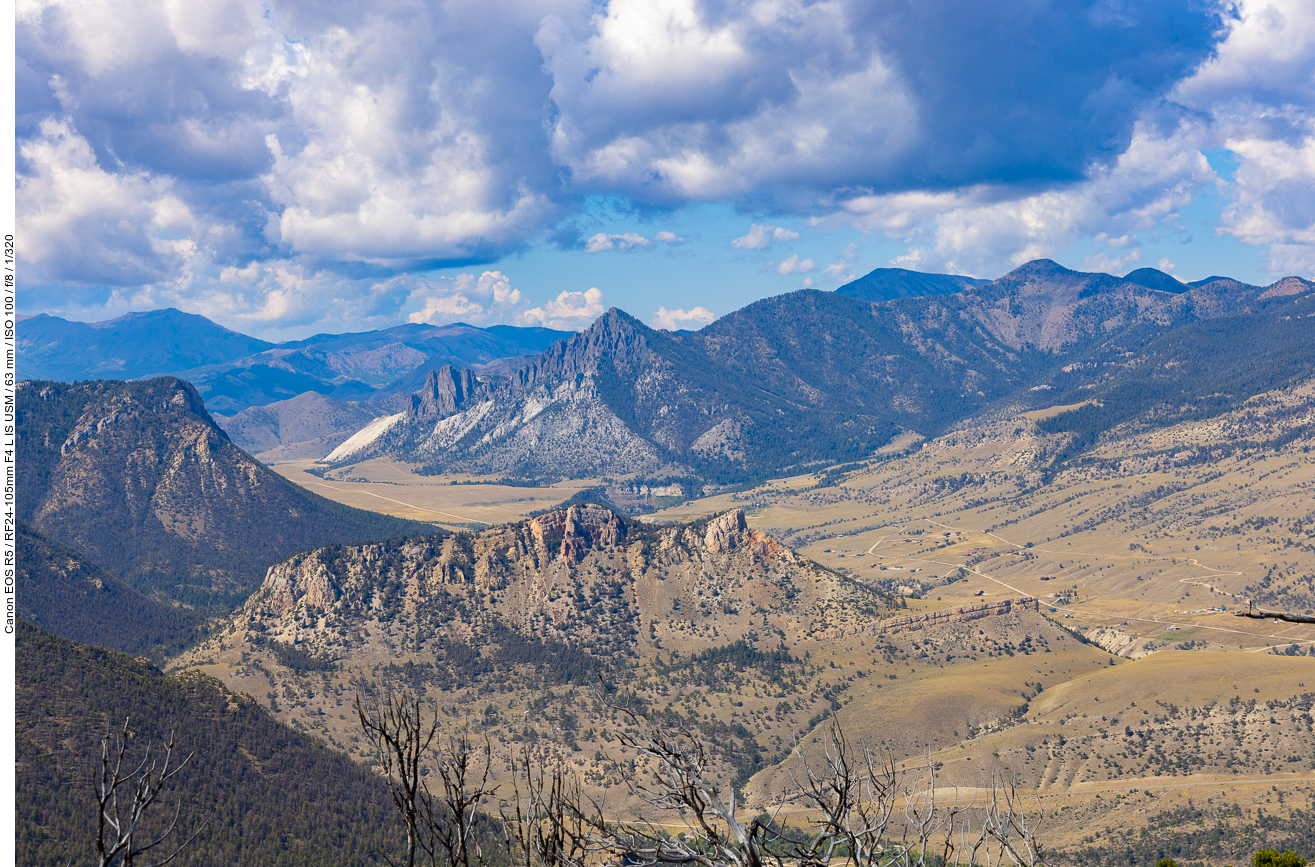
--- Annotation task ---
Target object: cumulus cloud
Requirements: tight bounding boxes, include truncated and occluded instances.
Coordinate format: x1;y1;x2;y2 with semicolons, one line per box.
23;0;1314;335
651;305;714;330
835;119;1218;277
1170;0;1315;273
408;270;526;325
523;287;606;330
18;119;198;286
583;232;653;253
730;224;799;250
775;255;814;275
536;0;1219;205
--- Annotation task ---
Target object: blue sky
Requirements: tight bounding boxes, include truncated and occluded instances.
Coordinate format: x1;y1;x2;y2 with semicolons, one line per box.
16;0;1315;340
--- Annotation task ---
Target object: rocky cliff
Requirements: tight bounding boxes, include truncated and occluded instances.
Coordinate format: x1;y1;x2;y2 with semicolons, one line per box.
229;505;890;663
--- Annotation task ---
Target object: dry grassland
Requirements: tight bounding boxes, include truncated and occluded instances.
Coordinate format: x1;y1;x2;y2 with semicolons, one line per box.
265;457;591;527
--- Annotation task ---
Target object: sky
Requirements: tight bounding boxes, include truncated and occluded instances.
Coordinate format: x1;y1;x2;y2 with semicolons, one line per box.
15;0;1315;340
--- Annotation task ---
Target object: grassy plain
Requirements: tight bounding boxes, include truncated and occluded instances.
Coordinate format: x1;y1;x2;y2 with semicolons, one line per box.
265;458;592;527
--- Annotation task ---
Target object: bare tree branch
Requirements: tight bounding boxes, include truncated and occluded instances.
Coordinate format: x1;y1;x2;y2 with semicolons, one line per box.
91;718;205;867
356;691;440;867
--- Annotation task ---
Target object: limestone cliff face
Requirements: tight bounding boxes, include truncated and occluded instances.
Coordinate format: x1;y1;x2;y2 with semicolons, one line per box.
408;366;486;421
228;506;892;664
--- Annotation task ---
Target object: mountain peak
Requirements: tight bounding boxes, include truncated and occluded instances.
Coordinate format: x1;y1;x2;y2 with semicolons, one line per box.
1007;258;1073;278
836;267;988;302
1123;268;1187;294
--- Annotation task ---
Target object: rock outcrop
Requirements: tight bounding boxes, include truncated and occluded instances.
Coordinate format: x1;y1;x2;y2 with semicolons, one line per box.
225;507;895;662
877;597;1039;634
408;366;486;421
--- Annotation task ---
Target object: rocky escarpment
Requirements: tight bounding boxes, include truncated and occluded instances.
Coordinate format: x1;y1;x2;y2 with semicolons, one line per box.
408;365;487;421
215;506;895;668
876;597;1039;634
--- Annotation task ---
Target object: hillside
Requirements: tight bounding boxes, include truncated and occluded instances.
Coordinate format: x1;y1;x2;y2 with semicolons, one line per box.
640;368;1315;857
17;522;207;659
16;622;399;867
319;260;1315;484
18;378;436;609
178;505;907;795
217;391;388;461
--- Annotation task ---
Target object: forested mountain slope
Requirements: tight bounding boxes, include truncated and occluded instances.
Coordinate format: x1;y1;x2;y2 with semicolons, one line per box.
17;623;398;867
18;378;436;609
17;522;206;659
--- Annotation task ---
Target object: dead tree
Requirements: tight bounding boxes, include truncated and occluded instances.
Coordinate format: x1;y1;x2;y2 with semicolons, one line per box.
426;731;499;867
92;718;204;867
499;700;782;867
357;689;1048;867
500;745;604;867
791;716;898;867
791;718;1046;867
356;691;440;867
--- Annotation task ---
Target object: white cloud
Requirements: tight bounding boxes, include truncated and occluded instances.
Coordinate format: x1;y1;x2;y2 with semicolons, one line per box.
408;270;526;326
25;0;1308;332
835;119;1217;277
822;241;860;282
1169;0;1315;274
1172;0;1315;111
583;232;653;253
535;0;918;203
18;118;198;286
730;223;800;251
651;305;714;330
523;287;606;330
775;255;814;275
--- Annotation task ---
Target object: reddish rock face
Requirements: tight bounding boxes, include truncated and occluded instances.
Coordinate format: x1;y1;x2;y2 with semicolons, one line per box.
529;503;626;563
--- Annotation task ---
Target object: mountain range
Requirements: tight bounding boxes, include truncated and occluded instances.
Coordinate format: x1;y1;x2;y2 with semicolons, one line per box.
18;311;572;415
23;262;1315;483
322;260;1315;482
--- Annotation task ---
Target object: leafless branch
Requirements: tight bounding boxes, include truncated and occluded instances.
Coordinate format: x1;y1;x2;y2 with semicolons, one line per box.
356;690;440;867
92;718;205;867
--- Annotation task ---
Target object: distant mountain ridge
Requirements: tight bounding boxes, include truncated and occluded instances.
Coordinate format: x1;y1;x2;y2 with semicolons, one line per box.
836;267;989;301
321;259;1315;482
17;308;273;382
19;314;573;415
217;391;389;460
